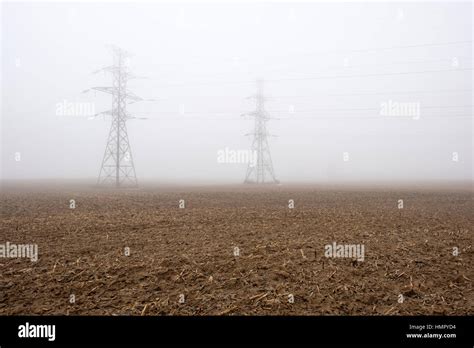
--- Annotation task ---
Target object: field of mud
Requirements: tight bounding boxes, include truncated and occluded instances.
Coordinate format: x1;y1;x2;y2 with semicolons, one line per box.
0;182;472;315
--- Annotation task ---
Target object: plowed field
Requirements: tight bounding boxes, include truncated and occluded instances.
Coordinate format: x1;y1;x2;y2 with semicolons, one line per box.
0;182;472;315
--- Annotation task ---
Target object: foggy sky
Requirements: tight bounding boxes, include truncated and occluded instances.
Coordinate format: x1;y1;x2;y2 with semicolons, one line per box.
1;1;472;183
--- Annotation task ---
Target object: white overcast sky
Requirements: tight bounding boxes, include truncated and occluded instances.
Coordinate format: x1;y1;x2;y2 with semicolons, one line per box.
1;1;472;182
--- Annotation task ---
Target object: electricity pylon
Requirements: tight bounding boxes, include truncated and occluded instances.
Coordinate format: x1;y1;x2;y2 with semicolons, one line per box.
243;79;279;184
86;45;145;188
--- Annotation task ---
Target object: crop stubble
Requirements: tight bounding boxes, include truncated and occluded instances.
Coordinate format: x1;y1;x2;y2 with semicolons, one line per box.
0;183;472;315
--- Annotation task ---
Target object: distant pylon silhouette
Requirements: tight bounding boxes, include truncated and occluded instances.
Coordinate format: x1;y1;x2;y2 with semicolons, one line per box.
89;46;145;188
243;79;279;184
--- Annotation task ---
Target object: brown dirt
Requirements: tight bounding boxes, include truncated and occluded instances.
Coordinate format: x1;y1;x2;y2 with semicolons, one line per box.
0;182;472;315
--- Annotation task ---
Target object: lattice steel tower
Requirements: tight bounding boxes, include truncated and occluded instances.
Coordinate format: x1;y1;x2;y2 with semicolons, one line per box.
244;79;279;184
91;46;144;188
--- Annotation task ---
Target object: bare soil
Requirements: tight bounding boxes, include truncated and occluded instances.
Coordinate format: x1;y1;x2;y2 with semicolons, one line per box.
0;182;472;315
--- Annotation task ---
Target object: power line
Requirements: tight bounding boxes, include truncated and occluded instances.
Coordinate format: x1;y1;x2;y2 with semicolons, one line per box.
137;89;472;101
265;68;473;83
277;115;473;120
145;40;472;67
272;89;473;98
133;113;473;121
269;105;472;113
144;67;472;88
85;46;144;188
267;40;473;58
243;79;279;184
131;105;471;116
